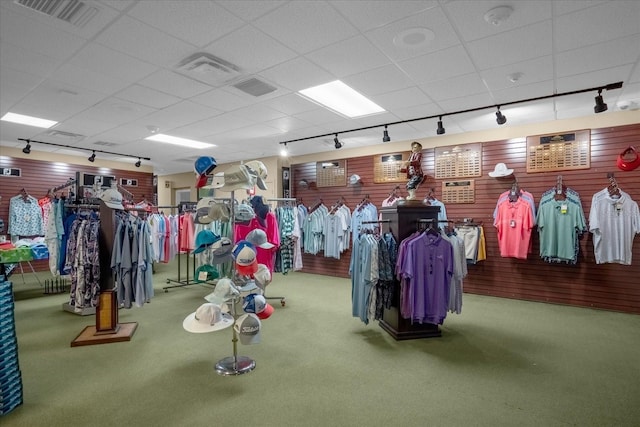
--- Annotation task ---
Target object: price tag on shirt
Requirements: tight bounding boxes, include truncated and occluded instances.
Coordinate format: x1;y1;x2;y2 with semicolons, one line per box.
560;203;568;214
198;271;209;282
509;219;516;228
615;202;623;212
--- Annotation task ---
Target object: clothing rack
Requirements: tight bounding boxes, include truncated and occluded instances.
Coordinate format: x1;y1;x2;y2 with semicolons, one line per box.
265;198;296;307
49;178;76;197
158;205;201;292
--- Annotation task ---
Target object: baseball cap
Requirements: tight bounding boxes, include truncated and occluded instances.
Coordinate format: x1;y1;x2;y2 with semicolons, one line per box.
234;313;261;345
208;202;230;222
245;160;268;190
242;293;274;320
204;278;239;305
233;241;257;265
194;264;218;283
194;197;215;224
194;156;217;176
235;204;255;223
195;174;209;189
183;303;233;333
246;229;275;249
253;264;272;289
349;174;361;185
210;237;234;264
192;230;221;254
236;259;258;276
202;172;225;189
220;164;254;192
100;188;124;210
617;146;640;171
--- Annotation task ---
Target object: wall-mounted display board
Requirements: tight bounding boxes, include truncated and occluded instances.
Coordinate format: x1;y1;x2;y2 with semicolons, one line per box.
441;179;475;204
526;129;590;173
316;159;346;187
373;152;410;183
434;143;482;179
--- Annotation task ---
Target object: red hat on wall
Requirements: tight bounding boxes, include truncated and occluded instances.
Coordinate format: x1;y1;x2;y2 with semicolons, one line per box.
617;146;640;171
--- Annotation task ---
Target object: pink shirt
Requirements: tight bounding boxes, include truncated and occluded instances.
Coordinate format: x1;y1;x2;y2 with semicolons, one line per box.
494;199;533;259
234;212;280;272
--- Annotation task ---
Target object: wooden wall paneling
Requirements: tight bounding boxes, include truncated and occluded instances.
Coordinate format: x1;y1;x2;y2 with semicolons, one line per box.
0;156;154;273
291;123;640;314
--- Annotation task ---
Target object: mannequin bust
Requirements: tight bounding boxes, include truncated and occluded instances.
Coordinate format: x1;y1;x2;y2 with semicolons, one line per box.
403;141;425;200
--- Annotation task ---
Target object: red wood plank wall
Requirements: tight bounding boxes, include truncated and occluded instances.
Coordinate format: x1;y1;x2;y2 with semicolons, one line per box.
292;123;640;314
0;156;154;273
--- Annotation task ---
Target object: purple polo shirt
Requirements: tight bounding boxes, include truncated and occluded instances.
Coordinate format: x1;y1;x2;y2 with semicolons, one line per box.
400;233;453;325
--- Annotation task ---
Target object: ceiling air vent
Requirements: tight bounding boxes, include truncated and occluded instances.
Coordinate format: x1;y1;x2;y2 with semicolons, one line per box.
176;52;241;86
233;78;277;97
14;0;99;28
93;140;119;147
46;129;85;141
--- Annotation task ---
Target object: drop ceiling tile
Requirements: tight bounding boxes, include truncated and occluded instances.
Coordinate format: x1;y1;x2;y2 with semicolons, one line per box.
19;80;107;113
556;65;633;94
306;35;390;78
115;85;182;109
260;57;334;92
466;20;553;70
71;97;156;126
437;92;495;113
253;1;359;54
0;43;63;78
202;25;297;73
419;73;488;102
259;93;320;116
127;1;244;47
371;87;434;111
0;7;87;59
330;0;438;32
95;15;196;67
554;1;640;53
398;45;476;84
343;64;415;97
190;88;253;112
49;63;130;94
491;81;556;105
555;36;640;78
263;116;315;133
138;69;214;99
444;0;552;42
138;100;221;131
217;1;286;22
170;113;253;138
481;55;554;92
69;44;158;83
365;6;460;62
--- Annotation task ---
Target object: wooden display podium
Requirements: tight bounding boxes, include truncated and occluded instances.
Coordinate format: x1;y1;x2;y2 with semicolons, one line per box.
379;201;442;340
71;201;137;347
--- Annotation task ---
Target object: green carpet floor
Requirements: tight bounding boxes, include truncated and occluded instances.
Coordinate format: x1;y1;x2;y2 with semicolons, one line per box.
2;259;640;427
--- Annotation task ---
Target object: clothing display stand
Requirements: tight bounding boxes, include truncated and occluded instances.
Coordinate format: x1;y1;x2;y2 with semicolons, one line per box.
71;201;137;347
264;197;296;306
162;205;203;292
215;191;256;376
379;202;442;340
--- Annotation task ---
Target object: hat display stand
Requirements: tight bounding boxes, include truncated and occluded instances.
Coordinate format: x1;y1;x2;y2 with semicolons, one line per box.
214;191;256;376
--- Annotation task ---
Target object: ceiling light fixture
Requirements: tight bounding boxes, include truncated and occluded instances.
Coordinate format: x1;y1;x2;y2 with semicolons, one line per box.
145;133;215;149
495;106;507;125
594;89;608;113
484;5;513;26
280;143;288;157
382;125;391;142
88;151;96;162
299;80;385;118
278;81;623;147
436;116;446;135
334;134;343;149
17;138;150;164
1;112;58;129
135;158;142;168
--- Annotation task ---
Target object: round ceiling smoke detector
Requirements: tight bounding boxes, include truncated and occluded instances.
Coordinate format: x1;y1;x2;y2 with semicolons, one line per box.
393;28;436;49
484;5;514;26
508;72;524;83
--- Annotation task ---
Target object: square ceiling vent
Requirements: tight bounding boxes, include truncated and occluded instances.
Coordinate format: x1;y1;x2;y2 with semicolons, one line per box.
14;0;99;28
176;52;241;86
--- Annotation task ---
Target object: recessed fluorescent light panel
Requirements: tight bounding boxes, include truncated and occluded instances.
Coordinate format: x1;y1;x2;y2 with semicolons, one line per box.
298;80;385;118
1;112;58;128
145;134;215;149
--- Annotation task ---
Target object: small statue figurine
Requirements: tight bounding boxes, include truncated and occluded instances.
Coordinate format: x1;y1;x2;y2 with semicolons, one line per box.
403;141;425;200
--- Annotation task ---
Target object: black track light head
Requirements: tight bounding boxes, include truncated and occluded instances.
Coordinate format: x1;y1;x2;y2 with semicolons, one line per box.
495;106;507;125
135;158;142;168
22;142;31;154
334;134;342;149
594;89;608;113
88;151;96;162
382;125;391;142
436;116;446;135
